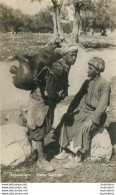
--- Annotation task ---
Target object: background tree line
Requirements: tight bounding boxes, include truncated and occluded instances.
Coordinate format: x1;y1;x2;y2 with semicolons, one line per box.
0;3;53;33
0;0;116;35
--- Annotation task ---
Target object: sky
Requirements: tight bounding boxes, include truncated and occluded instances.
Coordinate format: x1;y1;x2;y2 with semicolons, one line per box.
0;0;52;15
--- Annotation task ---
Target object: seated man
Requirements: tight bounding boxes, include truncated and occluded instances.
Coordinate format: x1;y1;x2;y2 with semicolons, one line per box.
27;46;78;172
55;57;111;168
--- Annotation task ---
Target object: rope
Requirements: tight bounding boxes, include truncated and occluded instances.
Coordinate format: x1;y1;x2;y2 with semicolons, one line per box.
33;65;57;84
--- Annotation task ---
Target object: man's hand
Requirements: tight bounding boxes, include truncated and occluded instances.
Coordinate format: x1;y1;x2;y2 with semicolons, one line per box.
44;90;48;97
61;112;70;121
81;119;93;133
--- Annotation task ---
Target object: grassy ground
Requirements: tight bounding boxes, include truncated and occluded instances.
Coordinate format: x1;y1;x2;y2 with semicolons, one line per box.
1;32;116;183
0;32;116;61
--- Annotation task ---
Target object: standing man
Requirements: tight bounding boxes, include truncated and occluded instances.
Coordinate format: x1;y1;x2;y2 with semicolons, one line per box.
27;46;78;172
56;57;111;168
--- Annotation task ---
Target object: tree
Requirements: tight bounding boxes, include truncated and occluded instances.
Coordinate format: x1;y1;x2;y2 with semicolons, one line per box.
30;10;53;33
65;0;93;43
31;0;64;45
91;0;116;33
9;10;23;33
0;4;25;33
20;15;31;33
0;3;14;32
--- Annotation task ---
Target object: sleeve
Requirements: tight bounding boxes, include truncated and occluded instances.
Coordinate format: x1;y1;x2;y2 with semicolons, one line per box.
90;82;111;125
59;71;69;99
67;79;89;113
45;62;67;100
77;95;86;110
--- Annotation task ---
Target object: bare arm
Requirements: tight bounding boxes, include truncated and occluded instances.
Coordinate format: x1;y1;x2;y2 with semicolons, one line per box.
67;79;89;113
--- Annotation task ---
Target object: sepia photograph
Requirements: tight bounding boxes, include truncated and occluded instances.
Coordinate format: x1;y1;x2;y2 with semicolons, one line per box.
0;0;116;183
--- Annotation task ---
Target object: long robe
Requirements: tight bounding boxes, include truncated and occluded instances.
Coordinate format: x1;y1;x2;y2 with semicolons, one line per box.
60;75;111;151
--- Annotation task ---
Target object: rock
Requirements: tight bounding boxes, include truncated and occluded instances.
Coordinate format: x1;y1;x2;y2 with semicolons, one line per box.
107;122;116;145
91;128;113;162
1;123;32;166
52;103;68;129
7;56;13;60
4;114;10;121
22;108;27;112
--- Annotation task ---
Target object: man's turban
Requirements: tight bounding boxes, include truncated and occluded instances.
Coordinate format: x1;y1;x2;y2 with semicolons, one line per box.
88;57;105;72
55;45;78;56
66;45;78;53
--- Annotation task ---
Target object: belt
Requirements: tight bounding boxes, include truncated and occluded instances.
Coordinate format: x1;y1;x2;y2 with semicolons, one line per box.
86;104;96;111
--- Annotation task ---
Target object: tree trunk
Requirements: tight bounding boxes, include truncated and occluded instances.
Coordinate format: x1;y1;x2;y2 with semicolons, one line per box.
48;0;64;47
72;9;81;44
53;5;62;38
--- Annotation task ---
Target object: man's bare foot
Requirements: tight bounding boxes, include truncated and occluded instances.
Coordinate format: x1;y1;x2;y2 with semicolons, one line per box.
78;148;85;154
55;150;70;160
75;154;82;163
62;155;82;169
37;159;55;172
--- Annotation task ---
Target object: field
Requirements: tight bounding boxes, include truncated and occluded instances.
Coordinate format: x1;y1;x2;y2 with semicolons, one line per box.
0;32;116;61
0;32;116;183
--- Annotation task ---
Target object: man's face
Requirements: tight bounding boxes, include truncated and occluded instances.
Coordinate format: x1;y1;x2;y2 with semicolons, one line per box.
64;51;77;67
88;64;99;78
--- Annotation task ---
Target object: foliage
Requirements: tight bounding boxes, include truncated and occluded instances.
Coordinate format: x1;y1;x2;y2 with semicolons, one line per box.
0;3;14;32
65;0;92;12
91;0;116;30
0;0;116;34
61;21;73;33
30;11;53;33
64;0;116;32
0;3;53;33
